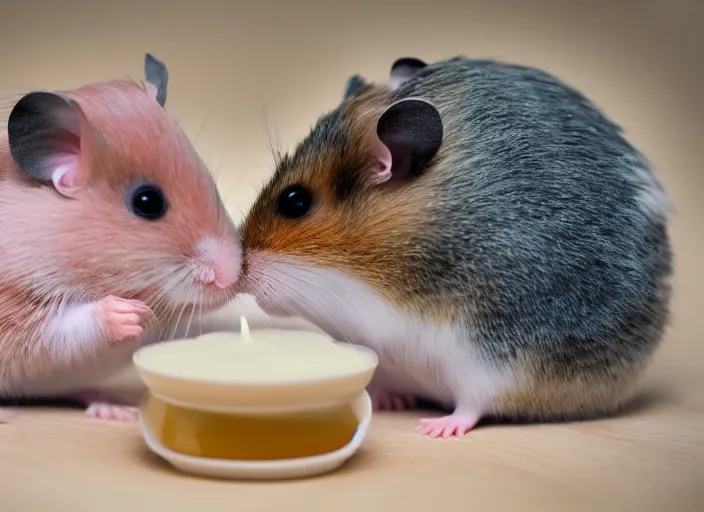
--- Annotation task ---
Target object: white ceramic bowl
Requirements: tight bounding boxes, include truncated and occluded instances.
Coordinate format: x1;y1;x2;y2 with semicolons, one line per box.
139;390;372;480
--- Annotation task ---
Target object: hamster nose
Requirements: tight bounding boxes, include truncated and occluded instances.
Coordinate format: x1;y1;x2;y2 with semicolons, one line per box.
194;235;242;290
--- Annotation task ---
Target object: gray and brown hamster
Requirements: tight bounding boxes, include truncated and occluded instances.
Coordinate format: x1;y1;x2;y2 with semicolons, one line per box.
0;54;242;422
235;56;673;438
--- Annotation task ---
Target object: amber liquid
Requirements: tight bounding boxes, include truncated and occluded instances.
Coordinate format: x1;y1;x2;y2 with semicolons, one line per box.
142;395;359;461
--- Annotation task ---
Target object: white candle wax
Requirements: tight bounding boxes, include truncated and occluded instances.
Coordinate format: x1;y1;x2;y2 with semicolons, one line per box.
240;316;251;342
137;317;375;384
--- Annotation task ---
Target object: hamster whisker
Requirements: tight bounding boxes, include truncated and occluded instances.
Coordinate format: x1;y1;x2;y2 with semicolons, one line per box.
262;269;357;345
261;104;283;169
293;290;354;345
171;302;189;341
193;106;213;146
138;265;192;341
290;266;379;299
238;294;274;331
277;266;368;311
164;279;192;340
198;290;204;337
183;302;195;339
139;292;169;333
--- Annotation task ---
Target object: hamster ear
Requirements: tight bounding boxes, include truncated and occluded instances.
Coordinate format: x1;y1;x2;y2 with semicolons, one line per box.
369;98;443;185
388;58;427;90
344;74;371;100
8;91;90;197
144;53;168;107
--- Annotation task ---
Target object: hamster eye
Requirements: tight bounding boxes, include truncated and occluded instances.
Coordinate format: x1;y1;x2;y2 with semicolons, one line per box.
276;185;313;219
128;183;168;221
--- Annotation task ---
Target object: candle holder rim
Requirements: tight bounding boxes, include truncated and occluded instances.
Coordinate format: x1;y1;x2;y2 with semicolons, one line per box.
132;334;379;387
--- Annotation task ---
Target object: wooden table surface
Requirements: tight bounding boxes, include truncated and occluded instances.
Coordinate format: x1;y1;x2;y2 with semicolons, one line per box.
0;302;702;512
0;367;702;512
0;1;702;510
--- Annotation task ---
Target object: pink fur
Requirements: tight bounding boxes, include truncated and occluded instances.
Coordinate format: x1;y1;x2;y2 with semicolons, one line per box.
0;77;242;421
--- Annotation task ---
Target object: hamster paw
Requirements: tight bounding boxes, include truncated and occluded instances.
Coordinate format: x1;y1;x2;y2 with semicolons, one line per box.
85;402;138;422
69;390;138;422
371;390;417;411
96;296;150;346
418;412;480;439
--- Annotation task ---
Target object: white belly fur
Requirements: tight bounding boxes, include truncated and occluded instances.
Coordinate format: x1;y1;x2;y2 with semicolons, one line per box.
10;309;240;398
252;260;516;413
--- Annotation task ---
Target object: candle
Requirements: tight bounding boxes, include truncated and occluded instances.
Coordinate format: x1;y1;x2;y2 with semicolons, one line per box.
134;319;378;465
136;317;376;384
240;316;250;342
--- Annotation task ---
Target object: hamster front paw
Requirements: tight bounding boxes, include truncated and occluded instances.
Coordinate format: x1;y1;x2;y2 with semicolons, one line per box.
96;296;150;347
370;389;418;411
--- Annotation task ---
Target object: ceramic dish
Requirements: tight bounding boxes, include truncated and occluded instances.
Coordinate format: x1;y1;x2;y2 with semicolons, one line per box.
139;390;372;480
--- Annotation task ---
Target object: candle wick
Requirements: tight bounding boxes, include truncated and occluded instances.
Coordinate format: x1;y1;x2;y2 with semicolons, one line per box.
240;316;251;344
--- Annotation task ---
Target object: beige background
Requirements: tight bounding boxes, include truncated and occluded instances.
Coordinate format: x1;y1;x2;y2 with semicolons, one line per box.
0;0;702;510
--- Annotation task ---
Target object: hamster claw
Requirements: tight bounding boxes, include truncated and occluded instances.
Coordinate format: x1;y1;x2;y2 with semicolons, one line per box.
418;412;479;439
85;402;138;422
370;390;417;411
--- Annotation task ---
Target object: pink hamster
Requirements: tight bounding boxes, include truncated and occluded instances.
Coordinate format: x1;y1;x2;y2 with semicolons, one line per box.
0;54;242;422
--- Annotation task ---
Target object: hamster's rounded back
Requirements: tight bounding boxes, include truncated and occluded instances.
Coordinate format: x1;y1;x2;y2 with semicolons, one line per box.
239;56;673;421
